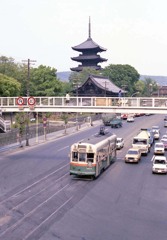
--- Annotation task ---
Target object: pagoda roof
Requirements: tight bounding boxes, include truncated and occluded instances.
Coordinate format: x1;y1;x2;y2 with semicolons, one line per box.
81;75;126;93
70;66;102;72
71;54;107;62
72;37;107;52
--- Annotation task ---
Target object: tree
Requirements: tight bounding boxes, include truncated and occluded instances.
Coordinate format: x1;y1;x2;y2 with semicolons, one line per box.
14;112;28;147
69;68;102;85
61;113;69;134
0;73;21;96
142;77;158;96
102;64;140;96
30;65;63;96
0;55;29;95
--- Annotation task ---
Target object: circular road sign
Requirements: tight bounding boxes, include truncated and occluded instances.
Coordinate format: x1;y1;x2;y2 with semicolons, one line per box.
28;97;36;106
16;97;24;105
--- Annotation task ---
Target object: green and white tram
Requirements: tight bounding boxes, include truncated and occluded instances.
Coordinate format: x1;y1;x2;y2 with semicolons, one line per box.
70;132;117;178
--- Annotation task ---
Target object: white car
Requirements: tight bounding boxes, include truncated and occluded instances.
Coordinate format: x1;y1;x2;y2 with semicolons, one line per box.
161;135;167;140
152;125;160;131
152;155;167;174
153;130;160;140
127;116;134;122
154;142;165;155
116;137;124;150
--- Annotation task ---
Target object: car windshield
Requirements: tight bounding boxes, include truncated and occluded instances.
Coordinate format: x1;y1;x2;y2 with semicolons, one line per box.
154;160;166;164
152;126;159;130
155;144;164;148
161;139;167;143
127;150;138;154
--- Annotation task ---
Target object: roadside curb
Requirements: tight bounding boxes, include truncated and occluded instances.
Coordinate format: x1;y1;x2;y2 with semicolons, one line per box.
0;120;102;154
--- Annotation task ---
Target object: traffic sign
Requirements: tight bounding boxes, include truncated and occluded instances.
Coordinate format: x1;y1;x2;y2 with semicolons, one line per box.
28;97;36;105
16;97;24;105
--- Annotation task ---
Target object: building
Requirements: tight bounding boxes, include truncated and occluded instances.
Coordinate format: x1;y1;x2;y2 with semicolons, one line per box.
72;74;125;97
152;86;167;97
71;18;107;72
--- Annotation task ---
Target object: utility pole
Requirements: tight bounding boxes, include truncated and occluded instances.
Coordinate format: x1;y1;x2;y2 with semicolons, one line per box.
22;58;36;96
22;58;36;146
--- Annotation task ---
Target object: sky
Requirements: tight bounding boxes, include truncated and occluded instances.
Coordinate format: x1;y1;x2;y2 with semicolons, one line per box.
1;0;167;76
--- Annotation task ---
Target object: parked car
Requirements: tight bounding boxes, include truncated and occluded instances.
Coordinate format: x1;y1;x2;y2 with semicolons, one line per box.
116;137;124;150
154;142;165;155
152;155;167;174
125;148;141;163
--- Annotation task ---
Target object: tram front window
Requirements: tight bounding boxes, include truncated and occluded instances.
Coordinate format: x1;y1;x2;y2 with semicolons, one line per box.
72;152;78;161
79;153;86;162
87;153;94;163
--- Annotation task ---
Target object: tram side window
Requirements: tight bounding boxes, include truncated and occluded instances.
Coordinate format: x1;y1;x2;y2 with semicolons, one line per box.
79;153;86;162
87;153;94;163
72;152;78;161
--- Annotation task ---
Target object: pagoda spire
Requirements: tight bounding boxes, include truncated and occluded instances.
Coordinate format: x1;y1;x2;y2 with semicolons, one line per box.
89;16;91;39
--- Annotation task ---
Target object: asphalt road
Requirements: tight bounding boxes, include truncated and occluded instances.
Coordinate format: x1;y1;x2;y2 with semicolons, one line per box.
0;114;167;240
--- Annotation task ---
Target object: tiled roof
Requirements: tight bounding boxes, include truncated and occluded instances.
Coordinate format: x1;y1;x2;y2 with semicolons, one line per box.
72;37;106;52
89;75;125;93
70;66;102;72
71;55;107;61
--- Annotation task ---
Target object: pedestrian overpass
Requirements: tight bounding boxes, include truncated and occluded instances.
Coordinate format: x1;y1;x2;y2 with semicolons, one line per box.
0;96;167;114
0;97;167;115
1;96;167;133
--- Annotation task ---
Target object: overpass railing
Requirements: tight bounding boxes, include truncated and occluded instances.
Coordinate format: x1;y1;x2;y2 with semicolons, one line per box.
0;96;167;113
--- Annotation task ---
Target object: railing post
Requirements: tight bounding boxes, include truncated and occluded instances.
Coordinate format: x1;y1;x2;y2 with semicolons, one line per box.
152;98;155;107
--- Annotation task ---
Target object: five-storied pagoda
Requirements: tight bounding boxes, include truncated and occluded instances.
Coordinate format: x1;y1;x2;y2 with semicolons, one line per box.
71;17;107;72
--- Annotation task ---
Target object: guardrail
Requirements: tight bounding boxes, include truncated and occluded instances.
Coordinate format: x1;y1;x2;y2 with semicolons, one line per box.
0;96;167;114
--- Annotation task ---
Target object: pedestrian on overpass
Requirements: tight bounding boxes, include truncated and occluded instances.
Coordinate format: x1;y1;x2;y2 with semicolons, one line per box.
65;93;70;105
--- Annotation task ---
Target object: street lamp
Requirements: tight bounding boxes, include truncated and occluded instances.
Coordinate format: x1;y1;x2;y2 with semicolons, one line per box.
131;92;139;97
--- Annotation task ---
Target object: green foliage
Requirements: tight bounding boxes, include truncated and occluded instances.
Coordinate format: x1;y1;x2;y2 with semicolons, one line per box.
14;112;28;135
0;73;21;96
0;56;28;95
60;81;72;96
102;64;140;96
142;77;158;96
30;65;63;96
69;68;102;86
61;113;69;125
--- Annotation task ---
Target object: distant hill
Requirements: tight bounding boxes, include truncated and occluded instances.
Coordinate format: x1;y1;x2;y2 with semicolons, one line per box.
57;71;71;82
139;75;167;86
57;71;167;86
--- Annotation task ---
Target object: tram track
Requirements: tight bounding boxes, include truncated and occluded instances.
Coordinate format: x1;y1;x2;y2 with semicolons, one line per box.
0;149;95;240
0;161;69;204
0;175;92;240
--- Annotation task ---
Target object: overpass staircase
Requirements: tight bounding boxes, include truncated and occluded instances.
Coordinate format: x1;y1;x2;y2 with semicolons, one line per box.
0;117;11;133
